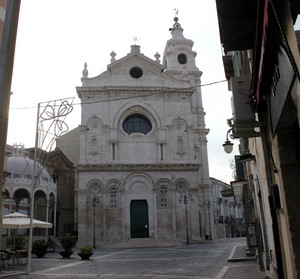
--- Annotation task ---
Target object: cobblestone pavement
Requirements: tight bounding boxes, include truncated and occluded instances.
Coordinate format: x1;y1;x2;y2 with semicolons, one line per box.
0;238;267;279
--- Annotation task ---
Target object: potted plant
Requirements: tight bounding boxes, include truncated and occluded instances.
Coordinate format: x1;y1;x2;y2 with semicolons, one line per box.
59;233;77;258
32;239;48;258
47;237;55;252
77;245;93;260
7;235;26;251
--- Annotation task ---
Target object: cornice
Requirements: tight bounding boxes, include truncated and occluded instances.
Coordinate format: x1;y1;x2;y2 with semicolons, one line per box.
77;163;201;172
76;87;194;94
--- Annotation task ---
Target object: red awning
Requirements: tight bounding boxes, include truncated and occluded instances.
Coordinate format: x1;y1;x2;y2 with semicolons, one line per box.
252;0;270;106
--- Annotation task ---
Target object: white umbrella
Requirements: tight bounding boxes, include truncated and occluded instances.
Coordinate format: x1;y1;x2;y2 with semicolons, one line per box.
3;212;53;253
3;212;52;229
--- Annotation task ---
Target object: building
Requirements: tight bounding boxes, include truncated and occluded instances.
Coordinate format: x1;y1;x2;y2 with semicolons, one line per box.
0;0;20;250
2;144;56;243
59;17;214;246
1;16;245;249
216;0;300;278
210;178;245;240
2;144;75;241
0;0;6;46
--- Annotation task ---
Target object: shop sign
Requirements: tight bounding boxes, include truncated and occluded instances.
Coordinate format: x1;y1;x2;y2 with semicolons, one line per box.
270;45;295;134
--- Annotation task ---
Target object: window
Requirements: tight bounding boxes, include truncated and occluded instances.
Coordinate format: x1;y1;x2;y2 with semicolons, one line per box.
110;190;117;208
112;142;115;160
122;114;152;135
106;180;121;208
160;186;168;207
178;53;187;64
157;181;171;208
129;66;143;78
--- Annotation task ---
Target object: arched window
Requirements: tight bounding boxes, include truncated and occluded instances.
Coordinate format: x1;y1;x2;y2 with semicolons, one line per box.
122;114;152;135
106;181;121;208
157;180;171;208
178;53;187;64
159;186;168;207
110;188;117;208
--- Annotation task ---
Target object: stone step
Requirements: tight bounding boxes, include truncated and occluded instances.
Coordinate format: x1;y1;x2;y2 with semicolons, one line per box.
102;238;184;248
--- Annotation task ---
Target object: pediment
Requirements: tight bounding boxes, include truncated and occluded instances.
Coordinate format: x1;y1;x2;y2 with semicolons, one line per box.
108;51;163;73
80;49;189;88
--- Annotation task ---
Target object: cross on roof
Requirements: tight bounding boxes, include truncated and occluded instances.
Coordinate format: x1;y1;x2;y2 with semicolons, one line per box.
133;36;139;45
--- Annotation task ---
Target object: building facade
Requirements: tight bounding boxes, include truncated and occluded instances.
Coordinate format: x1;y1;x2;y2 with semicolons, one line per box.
216;0;300;278
3;144;57;241
0;0;6;46
75;18;213;246
210;178;245;240
2;143;77;241
0;0;21;251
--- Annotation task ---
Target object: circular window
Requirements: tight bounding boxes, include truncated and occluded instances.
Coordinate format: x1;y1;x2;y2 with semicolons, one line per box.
178;53;187;64
122;114;152;135
129;66;143;78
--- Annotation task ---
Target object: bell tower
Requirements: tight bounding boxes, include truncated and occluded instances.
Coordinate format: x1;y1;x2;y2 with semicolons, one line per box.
163;17;199;74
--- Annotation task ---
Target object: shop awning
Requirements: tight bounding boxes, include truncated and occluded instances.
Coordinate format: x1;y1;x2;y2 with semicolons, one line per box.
215;0;257;52
230;180;247;204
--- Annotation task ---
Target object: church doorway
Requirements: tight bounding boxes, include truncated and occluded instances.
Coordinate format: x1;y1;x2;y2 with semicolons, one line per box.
130;200;149;238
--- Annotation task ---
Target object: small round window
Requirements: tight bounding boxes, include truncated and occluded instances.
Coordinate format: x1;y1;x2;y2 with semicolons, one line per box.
122;114;152;135
129;66;143;78
178;53;187;64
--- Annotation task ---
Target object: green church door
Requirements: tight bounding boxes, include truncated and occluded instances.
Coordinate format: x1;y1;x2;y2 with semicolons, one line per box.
130;200;149;238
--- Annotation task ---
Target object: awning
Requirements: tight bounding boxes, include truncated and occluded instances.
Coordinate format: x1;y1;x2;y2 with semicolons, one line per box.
230;180;247;204
215;0;257;52
3;212;52;229
252;0;270;106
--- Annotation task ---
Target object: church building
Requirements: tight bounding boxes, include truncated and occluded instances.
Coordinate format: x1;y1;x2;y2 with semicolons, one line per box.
74;17;213;246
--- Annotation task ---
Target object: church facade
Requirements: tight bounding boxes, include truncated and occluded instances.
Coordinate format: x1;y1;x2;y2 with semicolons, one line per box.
76;18;212;246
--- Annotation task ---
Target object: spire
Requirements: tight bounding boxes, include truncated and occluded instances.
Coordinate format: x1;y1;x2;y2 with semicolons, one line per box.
163;16;199;73
82;62;88;79
169;17;184;39
154;52;161;63
110;51;116;63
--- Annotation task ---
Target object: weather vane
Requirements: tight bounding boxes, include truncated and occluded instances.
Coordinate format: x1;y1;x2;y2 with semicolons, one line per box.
174;8;179;17
133;36;139;45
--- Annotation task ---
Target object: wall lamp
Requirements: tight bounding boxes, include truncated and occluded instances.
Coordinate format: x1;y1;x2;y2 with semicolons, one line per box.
222;128;234;154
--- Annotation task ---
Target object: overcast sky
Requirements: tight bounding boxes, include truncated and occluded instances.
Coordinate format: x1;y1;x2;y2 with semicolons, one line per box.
7;0;248;183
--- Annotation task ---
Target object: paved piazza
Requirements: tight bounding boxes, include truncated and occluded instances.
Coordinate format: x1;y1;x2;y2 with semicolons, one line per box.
5;238;264;279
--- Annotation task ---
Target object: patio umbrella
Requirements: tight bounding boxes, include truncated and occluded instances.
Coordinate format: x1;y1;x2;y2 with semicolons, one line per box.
3;212;52;229
3;212;53;253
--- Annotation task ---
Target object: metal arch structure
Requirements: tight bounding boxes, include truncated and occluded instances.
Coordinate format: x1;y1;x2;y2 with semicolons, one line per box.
38;98;74;152
27;97;75;275
35;97;75;178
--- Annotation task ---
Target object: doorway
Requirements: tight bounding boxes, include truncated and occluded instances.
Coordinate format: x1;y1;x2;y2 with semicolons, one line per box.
130;200;149;238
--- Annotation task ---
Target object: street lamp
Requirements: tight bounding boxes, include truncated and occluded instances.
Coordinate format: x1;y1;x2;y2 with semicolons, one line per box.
86;194;101;248
199;200;212;240
207;200;212;240
179;192;193;245
222;128;234;154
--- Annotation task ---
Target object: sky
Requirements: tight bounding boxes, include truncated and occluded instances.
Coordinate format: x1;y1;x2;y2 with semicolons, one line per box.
7;0;242;183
